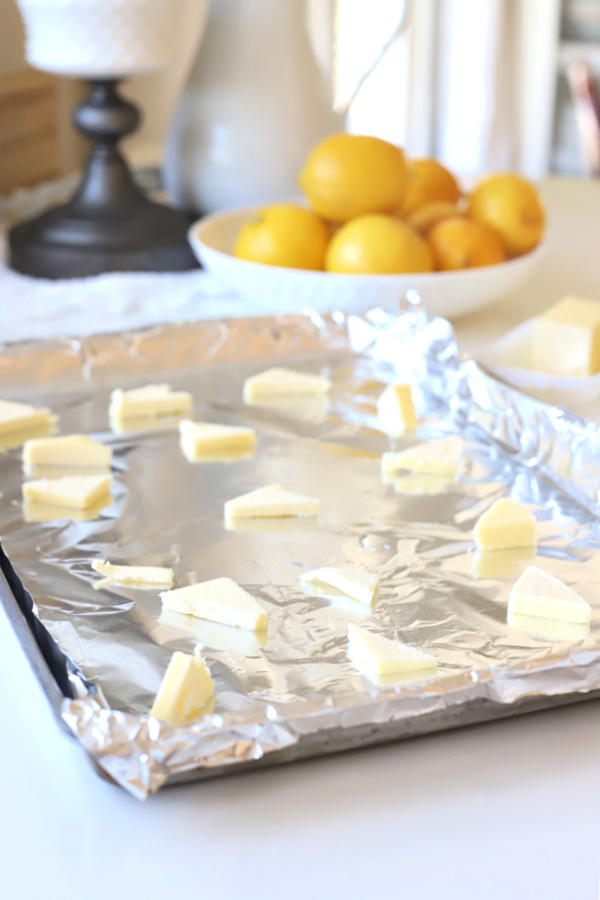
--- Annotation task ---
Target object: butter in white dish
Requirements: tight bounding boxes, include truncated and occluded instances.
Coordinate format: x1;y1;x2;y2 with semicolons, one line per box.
243;367;330;404
348;623;437;676
23;434;111;468
179;420;256;461
92;560;173;588
22;474;112;509
382;435;462;479
224;484;319;520
109;383;193;420
376;382;417;436
532;296;600;377
161;577;268;632
474;498;536;551
150;646;214;726
300;567;379;606
0;399;53;436
508;566;591;624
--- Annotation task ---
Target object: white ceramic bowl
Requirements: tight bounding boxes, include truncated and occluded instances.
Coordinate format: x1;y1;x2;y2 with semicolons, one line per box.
189;202;546;319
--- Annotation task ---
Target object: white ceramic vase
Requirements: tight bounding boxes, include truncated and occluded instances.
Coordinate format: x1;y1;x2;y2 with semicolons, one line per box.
164;0;344;214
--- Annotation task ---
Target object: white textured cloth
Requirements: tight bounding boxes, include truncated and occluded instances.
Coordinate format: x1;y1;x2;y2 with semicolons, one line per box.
0;234;249;344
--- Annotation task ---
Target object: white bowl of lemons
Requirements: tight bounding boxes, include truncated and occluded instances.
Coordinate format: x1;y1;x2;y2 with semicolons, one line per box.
188;135;546;319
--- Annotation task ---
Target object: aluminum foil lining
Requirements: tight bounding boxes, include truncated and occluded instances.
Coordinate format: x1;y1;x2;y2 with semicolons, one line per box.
2;306;600;800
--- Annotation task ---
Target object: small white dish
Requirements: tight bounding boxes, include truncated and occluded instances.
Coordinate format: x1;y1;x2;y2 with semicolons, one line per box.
482;317;600;404
188;202;545;320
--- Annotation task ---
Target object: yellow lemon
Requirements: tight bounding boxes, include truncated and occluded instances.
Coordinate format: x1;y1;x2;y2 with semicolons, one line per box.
468;174;545;257
428;217;506;271
234;204;329;270
325;214;433;274
407;201;464;237
299;133;409;223
400;158;461;215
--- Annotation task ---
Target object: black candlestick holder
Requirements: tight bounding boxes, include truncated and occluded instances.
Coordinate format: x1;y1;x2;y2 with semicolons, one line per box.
8;79;199;279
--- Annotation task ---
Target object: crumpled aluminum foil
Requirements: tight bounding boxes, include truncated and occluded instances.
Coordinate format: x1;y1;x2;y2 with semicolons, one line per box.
2;306;600;799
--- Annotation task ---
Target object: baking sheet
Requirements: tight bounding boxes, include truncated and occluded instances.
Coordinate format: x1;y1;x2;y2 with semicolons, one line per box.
2;307;600;799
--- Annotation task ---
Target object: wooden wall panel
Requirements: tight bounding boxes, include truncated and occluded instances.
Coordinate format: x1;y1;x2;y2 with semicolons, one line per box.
0;67;59;195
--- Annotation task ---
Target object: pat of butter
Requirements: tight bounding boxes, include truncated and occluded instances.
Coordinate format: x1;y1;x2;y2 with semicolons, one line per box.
532;296;600;376
179;420;256;460
23;434;111;468
474;498;536;551
22;474;112;509
224;484;319;520
150;646;214;726
161;576;268;632
300;567;379;605
382;436;462;479
109;384;193;419
0;399;53;436
348;623;437;676
508;565;591;624
244;367;330;403
92;560;173;587
377;383;417;436
391;473;452;495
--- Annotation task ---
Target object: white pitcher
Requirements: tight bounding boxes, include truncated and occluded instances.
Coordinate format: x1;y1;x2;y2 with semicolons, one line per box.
165;0;412;214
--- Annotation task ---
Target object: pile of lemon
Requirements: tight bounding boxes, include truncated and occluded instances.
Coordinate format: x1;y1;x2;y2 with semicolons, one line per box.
234;134;546;275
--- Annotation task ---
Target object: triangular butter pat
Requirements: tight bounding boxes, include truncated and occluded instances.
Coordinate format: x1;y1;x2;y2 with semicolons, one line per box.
109;383;193;419
348;623;437;676
150;646;214;726
92;560;173;587
22;474;112;509
0;399;53;436
474;498;536;551
224;484;319;520
244;367;330;403
382;436;462;479
179;420;256;460
301;567;379;606
161;577;267;632
377;382;417;436
23;434;111;468
508;566;591;624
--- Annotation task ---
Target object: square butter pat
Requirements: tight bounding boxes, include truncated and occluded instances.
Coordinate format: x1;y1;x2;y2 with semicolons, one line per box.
161;577;267;632
22;474;112;509
23;434;111;468
377;383;417;436
0;399;53;436
301;567;379;605
474;498;536;551
179;420;256;458
532;296;600;376
92;560;173;587
348;623;437;676
244;367;330;403
150;646;214;726
382;435;462;478
109;384;193;419
224;484;319;519
508;565;591;624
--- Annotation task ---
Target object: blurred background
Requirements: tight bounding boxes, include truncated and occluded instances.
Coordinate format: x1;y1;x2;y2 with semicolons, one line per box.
1;0;600;198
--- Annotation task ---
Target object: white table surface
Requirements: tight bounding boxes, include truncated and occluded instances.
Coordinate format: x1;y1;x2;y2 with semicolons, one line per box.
2;178;600;900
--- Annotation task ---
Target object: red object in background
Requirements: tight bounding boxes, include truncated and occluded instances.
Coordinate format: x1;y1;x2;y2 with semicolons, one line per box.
568;59;600;175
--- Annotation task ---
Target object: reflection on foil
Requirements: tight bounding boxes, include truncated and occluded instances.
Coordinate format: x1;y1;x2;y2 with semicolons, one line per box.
507;610;591;643
472;547;537;580
22;494;113;523
2;308;600;798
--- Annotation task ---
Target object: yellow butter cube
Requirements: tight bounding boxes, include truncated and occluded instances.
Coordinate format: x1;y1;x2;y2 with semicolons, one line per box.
377;383;417;436
474;498;536;551
532;296;600;376
150;647;214;726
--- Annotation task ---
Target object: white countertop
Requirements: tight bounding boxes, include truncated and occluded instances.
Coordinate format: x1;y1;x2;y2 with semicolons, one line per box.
2;179;600;900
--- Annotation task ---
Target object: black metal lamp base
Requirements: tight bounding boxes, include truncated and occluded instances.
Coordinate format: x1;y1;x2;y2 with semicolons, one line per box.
8;80;199;279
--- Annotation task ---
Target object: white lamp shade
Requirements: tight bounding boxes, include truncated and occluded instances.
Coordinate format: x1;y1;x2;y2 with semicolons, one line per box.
17;0;187;77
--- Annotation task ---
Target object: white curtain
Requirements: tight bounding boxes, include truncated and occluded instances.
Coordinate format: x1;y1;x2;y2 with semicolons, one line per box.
348;0;562;177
